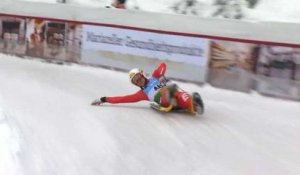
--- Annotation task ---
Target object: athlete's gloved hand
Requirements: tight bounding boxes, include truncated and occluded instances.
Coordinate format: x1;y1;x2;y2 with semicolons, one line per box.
91;97;106;106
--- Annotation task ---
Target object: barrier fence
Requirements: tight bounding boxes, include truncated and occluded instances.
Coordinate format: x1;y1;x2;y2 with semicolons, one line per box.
0;1;300;101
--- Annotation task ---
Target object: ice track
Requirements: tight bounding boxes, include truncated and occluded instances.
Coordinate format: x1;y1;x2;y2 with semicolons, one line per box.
0;54;300;175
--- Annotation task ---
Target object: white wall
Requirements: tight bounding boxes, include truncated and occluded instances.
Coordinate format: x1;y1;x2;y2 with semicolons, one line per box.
0;1;300;45
1;1;300;84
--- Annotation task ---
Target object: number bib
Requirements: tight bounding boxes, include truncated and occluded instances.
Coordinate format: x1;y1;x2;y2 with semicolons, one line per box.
143;77;165;101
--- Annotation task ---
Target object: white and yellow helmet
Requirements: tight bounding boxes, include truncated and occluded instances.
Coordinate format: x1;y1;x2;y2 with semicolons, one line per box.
129;68;144;81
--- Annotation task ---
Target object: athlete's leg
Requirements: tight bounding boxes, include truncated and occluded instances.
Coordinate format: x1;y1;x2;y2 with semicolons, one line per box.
174;91;192;110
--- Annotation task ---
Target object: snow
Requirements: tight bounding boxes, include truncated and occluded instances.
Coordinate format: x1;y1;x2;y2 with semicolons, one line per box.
246;0;300;22
1;0;300;174
13;0;300;22
0;54;300;175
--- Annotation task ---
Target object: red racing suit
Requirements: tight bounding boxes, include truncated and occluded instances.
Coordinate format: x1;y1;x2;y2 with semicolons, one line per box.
105;62;192;110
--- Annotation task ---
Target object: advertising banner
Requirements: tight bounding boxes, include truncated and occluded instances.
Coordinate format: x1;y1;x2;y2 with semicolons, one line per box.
256;46;300;81
207;40;258;92
0;16;26;56
254;46;300;100
82;25;208;66
65;23;82;62
81;25;209;83
254;77;300;100
25;19;65;60
25;18;82;62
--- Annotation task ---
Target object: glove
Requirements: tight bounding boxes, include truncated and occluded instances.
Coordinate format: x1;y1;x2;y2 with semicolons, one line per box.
91;97;106;106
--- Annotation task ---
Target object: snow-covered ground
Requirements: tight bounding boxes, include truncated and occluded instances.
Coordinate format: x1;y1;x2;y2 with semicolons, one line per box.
14;0;300;22
0;54;300;175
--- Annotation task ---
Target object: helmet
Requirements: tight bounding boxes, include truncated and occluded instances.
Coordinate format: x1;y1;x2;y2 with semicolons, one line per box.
129;68;146;87
129;68;144;81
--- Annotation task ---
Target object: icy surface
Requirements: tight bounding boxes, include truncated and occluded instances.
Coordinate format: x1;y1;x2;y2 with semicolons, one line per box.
0;54;300;175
